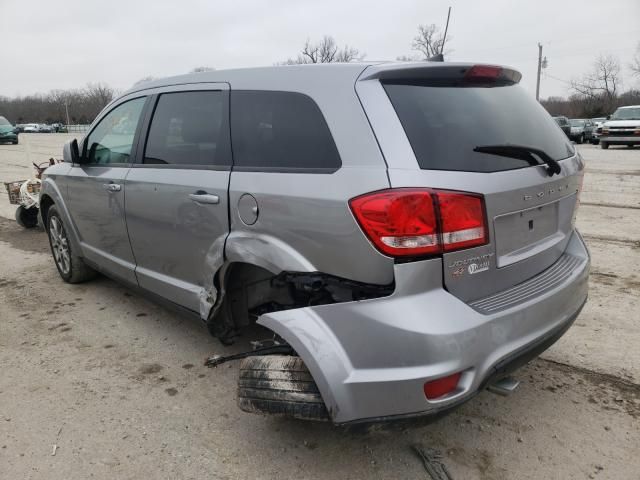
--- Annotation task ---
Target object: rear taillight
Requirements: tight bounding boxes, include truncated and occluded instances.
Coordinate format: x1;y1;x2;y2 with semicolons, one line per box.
349;188;487;258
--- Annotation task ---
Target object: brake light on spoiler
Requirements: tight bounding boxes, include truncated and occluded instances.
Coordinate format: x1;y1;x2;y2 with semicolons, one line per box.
349;188;488;258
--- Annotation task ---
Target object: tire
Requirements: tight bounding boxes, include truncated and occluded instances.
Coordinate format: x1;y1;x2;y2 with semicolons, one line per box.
577;134;584;144
46;205;96;283
15;205;39;229
601;142;609;150
13;139;18;145
238;355;329;421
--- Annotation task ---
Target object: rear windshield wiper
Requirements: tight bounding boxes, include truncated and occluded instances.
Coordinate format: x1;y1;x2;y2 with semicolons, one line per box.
473;144;562;176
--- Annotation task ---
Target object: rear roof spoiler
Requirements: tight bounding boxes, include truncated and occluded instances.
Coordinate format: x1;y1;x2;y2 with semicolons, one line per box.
359;62;522;85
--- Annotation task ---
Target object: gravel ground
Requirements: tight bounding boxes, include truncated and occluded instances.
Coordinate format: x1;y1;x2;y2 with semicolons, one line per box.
0;135;639;479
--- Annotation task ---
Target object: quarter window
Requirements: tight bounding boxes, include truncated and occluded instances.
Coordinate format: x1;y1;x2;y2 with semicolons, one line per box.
85;97;146;165
231;91;341;171
144;91;231;167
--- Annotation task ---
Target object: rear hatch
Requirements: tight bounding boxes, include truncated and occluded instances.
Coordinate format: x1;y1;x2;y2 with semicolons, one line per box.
357;63;584;302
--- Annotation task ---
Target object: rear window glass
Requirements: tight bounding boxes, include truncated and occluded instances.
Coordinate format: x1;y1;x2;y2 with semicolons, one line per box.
383;82;574;173
231;91;341;171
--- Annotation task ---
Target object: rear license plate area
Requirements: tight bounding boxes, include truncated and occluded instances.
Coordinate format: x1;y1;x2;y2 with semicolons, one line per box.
494;202;560;268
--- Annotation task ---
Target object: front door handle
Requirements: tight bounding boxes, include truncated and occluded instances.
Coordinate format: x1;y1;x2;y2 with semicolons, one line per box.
189;192;220;205
103;183;121;192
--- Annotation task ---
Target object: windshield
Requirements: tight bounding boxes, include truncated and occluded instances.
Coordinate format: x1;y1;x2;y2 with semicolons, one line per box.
0;116;11;126
570;119;585;126
611;107;640;120
383;82;574;173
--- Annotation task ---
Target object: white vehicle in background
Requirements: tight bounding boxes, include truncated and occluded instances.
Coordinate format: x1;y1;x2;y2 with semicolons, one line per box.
590;117;607;145
38;124;54;133
600;105;640;149
22;123;39;132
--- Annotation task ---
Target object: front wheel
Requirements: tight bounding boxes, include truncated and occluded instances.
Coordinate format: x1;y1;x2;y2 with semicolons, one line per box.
600;141;609;149
577;134;584;144
46;205;96;283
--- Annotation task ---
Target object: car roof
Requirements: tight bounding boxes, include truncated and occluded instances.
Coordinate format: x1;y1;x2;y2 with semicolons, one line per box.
121;61;520;96
122;63;376;96
617;105;640;109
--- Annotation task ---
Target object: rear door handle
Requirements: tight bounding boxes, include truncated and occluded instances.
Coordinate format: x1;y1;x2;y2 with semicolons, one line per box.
103;183;121;192
189;193;220;205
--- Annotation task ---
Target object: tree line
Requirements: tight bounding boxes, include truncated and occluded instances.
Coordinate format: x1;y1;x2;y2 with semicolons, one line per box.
541;49;640;118
0;83;116;125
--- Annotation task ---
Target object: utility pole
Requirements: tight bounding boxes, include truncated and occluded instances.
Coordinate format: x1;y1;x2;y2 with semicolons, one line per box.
536;43;543;101
64;99;70;126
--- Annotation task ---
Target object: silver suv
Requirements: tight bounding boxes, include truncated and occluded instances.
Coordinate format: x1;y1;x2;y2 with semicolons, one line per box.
40;63;590;424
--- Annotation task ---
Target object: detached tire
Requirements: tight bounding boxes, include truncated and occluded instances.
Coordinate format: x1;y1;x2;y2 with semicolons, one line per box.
46;205;97;283
238;355;328;421
15;205;38;229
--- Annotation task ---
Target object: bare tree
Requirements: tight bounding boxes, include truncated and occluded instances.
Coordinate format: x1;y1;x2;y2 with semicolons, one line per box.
282;36;364;65
570;54;621;101
85;83;115;107
631;43;640;77
190;66;215;73
411;24;452;59
396;54;421;62
133;76;156;86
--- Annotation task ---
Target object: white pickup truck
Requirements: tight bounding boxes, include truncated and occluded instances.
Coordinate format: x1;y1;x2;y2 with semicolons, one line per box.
599;105;640;149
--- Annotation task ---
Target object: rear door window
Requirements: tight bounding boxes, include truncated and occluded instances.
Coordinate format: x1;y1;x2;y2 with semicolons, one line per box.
230;91;341;171
144;91;231;167
383;82;574;173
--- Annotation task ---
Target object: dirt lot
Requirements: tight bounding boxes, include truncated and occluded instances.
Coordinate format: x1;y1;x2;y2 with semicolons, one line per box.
1;135;639;479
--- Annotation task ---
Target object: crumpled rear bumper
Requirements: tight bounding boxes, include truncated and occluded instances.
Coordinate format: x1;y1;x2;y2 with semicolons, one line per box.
258;230;590;424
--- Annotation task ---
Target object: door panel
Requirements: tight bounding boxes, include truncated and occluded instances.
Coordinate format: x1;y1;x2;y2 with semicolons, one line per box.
66;166;136;282
125;169;230;311
65;96;147;283
124;87;231;312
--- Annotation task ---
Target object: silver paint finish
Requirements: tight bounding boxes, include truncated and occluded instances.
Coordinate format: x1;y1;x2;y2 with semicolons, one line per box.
259;230;589;423
237;194;259;226
125;168;231;313
65;165;137;284
41;63;590;423
227;167;393;284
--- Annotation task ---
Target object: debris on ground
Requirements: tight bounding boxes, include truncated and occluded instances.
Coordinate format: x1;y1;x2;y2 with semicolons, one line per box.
412;444;454;480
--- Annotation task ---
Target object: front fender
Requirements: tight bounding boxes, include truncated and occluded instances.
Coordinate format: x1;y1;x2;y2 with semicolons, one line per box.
40;170;82;253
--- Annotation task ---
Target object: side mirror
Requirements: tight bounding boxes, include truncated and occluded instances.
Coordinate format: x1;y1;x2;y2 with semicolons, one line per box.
62;138;81;164
606;115;611;120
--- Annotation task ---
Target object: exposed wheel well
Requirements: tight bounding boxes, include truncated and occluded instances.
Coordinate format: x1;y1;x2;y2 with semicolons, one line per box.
207;261;394;344
39;194;54;228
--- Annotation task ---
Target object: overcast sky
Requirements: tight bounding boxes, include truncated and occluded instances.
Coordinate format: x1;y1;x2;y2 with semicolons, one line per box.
1;0;639;99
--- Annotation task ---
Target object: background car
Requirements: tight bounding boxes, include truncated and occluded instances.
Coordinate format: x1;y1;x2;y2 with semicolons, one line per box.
590;117;607;144
553;116;571;138
568;119;594;144
22;123;39;132
599;105;640;149
0;116;19;144
38;124;54;133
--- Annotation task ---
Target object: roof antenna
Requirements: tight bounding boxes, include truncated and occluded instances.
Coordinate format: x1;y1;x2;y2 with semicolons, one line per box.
428;6;451;62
